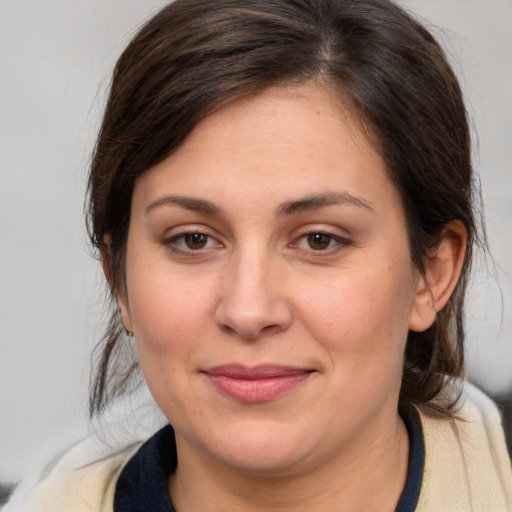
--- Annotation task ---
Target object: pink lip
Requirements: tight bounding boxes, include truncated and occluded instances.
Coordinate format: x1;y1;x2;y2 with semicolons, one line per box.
203;364;313;402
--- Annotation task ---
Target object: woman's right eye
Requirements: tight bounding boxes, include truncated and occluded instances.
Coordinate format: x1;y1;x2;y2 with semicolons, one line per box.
165;232;222;252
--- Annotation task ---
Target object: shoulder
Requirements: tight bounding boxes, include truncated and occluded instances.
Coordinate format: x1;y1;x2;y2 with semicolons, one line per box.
4;434;142;512
4;402;165;512
416;380;512;512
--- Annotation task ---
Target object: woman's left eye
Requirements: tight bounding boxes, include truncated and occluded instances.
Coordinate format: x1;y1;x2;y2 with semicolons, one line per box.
294;232;349;251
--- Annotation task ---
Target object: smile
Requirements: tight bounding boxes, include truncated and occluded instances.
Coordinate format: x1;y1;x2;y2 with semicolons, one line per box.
203;364;314;403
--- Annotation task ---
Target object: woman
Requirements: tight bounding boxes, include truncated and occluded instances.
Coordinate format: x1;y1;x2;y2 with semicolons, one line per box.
6;0;512;510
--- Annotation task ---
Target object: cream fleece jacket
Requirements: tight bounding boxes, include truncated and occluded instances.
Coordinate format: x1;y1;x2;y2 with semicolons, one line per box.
5;381;512;511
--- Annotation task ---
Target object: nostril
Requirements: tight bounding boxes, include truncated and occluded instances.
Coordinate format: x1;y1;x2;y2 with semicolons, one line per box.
261;323;281;334
215;302;292;340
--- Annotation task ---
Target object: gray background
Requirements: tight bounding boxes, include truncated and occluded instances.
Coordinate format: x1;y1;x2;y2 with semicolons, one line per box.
1;0;511;484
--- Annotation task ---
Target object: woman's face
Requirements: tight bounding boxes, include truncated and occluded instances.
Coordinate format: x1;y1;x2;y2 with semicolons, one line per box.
121;84;424;475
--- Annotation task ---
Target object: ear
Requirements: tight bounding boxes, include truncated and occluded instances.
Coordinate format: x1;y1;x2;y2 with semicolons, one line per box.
409;220;467;332
101;237;133;333
101;236;114;290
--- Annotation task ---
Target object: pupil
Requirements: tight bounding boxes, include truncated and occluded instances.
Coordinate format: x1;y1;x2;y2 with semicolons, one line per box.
308;233;330;249
185;233;207;249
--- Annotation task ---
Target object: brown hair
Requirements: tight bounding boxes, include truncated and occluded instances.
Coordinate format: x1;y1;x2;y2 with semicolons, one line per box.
87;0;479;417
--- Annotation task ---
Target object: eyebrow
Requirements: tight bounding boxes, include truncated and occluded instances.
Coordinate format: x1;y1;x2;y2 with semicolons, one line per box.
145;195;222;215
276;192;374;216
145;191;373;217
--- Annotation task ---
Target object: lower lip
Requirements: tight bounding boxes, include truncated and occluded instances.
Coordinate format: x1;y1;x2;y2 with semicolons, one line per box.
206;373;312;402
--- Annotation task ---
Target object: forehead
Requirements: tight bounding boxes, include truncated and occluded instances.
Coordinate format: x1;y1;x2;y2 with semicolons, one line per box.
132;83;397;216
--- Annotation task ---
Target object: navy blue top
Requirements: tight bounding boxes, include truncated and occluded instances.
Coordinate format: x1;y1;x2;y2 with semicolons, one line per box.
114;405;424;511
395;404;425;511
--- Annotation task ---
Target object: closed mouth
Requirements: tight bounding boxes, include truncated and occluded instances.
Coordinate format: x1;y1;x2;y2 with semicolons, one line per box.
203;364;314;402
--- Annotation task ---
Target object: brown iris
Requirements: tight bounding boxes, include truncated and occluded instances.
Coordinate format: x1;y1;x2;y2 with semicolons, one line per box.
307;233;332;250
184;233;208;249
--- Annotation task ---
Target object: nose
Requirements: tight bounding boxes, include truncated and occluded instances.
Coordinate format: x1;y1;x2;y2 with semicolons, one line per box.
214;250;292;340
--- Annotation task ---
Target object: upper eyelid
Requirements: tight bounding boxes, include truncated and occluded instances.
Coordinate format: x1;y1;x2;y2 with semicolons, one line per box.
163;232;224;254
288;230;352;254
292;224;351;239
160;224;351;245
165;231;221;243
163;224;219;237
294;232;349;245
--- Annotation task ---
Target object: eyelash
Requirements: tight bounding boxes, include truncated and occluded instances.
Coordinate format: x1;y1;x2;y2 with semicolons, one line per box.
164;231;223;254
164;230;350;255
291;231;350;253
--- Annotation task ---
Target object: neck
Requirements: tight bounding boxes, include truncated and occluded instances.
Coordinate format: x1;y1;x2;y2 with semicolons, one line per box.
168;413;409;512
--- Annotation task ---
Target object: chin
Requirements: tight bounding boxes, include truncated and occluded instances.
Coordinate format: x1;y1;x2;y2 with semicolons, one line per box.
202;419;318;475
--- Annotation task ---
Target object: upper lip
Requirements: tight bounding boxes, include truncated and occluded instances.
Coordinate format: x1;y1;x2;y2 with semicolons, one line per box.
203;364;313;379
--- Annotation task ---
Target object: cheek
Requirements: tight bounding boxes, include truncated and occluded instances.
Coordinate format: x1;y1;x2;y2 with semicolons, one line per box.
126;271;213;415
126;264;215;361
296;262;416;363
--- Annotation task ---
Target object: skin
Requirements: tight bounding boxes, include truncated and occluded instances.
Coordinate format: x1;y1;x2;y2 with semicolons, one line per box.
117;83;465;511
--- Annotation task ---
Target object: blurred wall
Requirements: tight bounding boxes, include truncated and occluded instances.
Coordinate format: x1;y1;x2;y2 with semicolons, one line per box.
1;0;511;483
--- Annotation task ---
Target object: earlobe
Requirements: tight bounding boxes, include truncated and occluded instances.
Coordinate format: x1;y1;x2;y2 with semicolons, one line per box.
409;220;467;332
118;298;133;334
